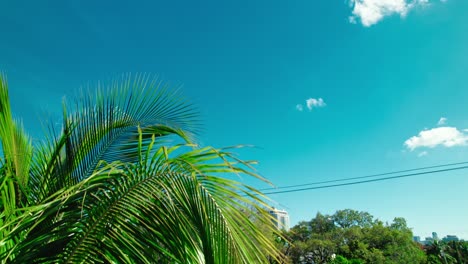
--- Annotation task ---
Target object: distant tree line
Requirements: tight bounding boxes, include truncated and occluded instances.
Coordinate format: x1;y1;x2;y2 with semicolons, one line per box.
268;209;468;264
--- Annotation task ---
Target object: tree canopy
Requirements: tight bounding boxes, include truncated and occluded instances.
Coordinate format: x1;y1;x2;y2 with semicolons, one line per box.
278;209;427;264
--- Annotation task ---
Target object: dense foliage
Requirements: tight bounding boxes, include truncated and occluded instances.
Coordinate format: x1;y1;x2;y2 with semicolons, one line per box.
425;240;468;264
273;209;468;263
0;74;283;263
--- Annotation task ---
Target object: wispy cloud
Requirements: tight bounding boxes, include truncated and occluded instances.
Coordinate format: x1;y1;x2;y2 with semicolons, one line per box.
404;127;468;151
347;0;443;27
296;98;326;112
437;117;447;125
418;151;428;157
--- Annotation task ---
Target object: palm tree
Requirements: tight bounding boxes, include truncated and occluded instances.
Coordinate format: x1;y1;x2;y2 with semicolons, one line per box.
0;74;283;263
426;240;457;264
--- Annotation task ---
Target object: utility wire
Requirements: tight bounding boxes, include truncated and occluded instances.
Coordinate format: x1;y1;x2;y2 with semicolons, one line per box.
260;161;468;191
262;165;468;195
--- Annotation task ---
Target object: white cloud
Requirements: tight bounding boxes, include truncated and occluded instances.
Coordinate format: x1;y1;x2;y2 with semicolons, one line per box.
306;98;326;110
404;127;468;151
437;117;447;125
296;104;304;111
347;0;440;27
418;151;428;157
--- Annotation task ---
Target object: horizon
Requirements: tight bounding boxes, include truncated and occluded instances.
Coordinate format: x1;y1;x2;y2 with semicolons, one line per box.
1;0;467;240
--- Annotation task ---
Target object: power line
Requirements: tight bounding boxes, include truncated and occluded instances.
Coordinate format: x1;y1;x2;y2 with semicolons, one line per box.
260;161;468;191
261;165;468;195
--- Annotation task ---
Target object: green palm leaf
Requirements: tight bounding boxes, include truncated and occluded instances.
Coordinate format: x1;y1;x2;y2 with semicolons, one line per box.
29;74;198;202
0;75;33;257
0;73;284;263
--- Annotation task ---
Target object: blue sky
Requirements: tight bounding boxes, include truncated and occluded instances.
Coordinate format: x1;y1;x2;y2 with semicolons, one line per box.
1;0;468;239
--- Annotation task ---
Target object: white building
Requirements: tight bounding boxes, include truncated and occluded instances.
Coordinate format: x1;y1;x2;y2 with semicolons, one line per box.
269;208;290;231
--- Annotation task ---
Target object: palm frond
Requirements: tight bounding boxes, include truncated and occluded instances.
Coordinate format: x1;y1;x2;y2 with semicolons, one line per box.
0;74;33;195
30;74;199;202
2;140;283;263
0;74;33;257
0;74;283;263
